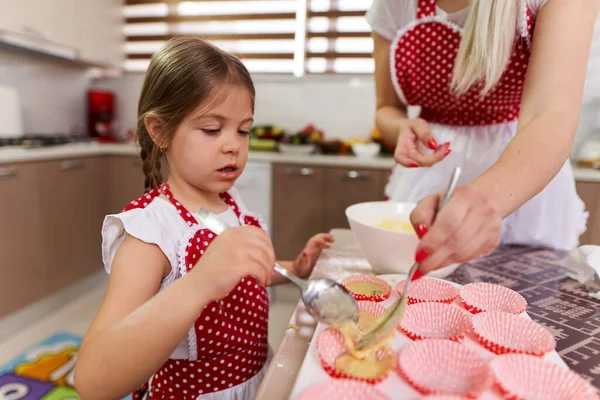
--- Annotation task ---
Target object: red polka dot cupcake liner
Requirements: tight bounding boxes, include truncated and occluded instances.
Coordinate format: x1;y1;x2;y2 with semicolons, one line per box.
316;327;396;385
491;354;599;400
395;278;459;304
397;339;492;398
399;302;472;342
341;275;391;302
459;282;527;315
297;379;390;400
472;311;556;356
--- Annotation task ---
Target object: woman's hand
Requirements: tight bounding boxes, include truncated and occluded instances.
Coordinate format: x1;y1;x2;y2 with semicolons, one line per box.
409;185;502;273
293;233;335;278
395;118;451;168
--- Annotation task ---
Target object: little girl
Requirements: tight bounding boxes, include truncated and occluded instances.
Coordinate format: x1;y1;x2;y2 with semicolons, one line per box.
74;37;333;400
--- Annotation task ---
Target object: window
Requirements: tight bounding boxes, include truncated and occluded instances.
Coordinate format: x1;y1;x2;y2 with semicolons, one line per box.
123;0;374;75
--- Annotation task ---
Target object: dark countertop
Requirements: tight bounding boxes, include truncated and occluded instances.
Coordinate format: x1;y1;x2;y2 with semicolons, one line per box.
448;246;600;388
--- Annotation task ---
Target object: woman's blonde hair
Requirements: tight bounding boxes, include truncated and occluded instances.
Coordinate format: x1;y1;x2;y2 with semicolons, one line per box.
451;0;524;96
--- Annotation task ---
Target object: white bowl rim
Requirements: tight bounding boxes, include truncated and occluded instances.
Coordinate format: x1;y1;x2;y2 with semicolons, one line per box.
345;201;418;234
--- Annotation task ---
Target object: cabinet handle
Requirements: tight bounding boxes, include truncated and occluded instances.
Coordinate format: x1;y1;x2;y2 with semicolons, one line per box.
0;167;17;179
286;167;314;177
344;170;370;180
60;160;85;171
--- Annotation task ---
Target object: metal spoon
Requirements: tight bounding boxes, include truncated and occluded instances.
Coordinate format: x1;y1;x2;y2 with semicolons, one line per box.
355;166;462;351
195;208;360;327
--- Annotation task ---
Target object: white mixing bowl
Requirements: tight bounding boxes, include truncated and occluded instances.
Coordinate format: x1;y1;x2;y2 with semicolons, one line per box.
345;201;459;278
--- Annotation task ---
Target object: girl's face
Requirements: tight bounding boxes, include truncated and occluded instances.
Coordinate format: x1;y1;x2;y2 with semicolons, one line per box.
168;84;253;195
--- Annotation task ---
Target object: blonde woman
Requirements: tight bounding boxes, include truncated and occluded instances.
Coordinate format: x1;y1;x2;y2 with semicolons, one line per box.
368;0;599;274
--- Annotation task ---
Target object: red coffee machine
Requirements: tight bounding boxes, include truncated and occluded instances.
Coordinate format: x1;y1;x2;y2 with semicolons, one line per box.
87;90;117;142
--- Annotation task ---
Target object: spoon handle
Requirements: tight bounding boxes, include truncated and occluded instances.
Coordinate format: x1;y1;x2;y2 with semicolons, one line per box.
273;263;305;288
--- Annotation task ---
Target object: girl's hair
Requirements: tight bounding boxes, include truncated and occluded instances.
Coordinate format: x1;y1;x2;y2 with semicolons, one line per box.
136;37;255;191
451;0;523;96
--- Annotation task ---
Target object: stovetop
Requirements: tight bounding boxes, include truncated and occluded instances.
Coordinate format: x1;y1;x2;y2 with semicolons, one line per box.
0;135;95;148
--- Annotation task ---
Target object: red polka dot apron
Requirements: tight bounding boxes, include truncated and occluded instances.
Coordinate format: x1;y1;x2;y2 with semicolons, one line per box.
124;183;269;399
390;0;534;126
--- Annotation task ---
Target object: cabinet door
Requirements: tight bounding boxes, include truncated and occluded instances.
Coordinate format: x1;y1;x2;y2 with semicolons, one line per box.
109;156;146;214
272;164;325;260
5;0;78;48
576;182;600;245
76;0;123;66
0;163;48;317
324;167;383;230
38;157;108;294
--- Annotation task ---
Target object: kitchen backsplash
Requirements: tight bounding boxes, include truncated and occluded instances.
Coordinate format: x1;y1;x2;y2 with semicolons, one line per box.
91;73;378;141
0;48;90;134
92;73;600;158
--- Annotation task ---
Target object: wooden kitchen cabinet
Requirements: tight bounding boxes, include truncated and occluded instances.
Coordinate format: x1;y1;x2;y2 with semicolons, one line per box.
576;182;600;245
272;164;326;260
38;157;108;294
272;163;391;259
109;155;146;214
324;167;384;229
0;163;48;317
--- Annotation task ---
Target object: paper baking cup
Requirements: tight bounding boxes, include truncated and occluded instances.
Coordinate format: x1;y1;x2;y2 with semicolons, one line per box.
398;339;491;397
459;282;527;314
358;301;387;318
297;379;390;400
395;278;459;304
491;354;599;400
399;302;472;342
341;275;391;302
421;395;471;400
316;327;395;384
472;311;556;356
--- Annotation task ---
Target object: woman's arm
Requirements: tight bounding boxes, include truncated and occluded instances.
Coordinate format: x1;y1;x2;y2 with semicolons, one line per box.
412;0;600;272
470;0;600;217
373;32;449;166
373;32;409;145
74;235;215;400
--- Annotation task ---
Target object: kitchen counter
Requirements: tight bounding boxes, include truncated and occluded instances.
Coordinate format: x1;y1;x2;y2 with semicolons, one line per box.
256;229;600;399
0;142;599;181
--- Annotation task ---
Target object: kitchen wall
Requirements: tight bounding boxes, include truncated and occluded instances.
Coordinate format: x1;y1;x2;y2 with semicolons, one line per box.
91;73;378;141
93;72;600;158
0;48;91;134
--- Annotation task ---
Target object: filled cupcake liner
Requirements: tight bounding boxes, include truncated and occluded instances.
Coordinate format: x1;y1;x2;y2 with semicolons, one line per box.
397;339;492;397
341;275;391;302
316;327;395;385
296;379;390;400
395;278;459;304
459;282;527;315
399;302;472;342
357;300;387;318
491;354;599;400
471;311;556;356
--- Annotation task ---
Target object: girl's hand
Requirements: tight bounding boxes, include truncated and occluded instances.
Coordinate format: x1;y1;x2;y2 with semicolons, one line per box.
293;233;334;278
410;185;502;273
395;118;451;168
191;226;275;302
